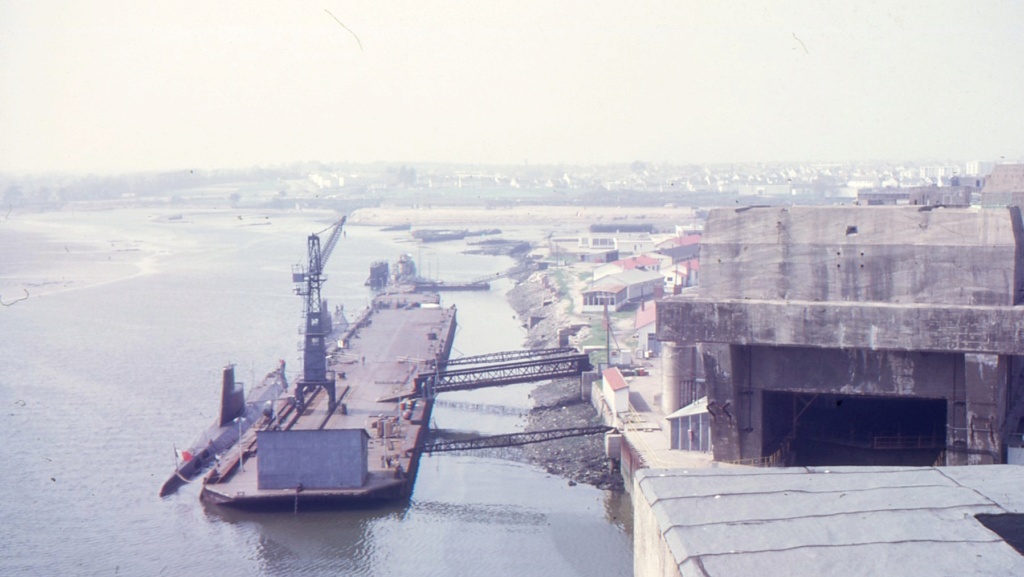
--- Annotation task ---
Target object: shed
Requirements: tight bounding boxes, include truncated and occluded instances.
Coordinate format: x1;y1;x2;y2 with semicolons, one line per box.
666;396;711;452
602;367;630;418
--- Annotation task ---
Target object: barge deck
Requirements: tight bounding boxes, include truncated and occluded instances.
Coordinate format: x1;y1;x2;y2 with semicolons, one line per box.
199;291;456;508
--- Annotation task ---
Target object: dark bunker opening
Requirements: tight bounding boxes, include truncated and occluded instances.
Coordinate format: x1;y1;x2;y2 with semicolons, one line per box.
763;392;947;467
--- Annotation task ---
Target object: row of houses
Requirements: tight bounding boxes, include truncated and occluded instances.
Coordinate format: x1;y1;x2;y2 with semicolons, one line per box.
578;233;701;314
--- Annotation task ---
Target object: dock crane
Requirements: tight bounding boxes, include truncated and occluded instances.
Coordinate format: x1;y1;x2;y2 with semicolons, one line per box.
292;216;346;410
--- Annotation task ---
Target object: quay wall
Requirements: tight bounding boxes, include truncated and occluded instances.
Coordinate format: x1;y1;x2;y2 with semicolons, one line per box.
633;475;684;577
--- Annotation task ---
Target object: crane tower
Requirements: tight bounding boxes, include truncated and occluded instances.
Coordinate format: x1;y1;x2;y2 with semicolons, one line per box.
291;216;346;409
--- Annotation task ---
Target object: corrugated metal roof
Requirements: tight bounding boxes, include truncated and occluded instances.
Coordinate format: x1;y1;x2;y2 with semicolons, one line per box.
583;284;627;295
665;396;708;419
593;268;664;288
613;255;661;270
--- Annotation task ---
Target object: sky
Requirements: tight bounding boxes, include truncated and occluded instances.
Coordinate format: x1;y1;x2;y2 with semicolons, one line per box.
2;0;1023;173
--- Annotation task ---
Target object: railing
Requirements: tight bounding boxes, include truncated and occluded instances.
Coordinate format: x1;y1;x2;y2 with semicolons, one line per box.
872;434;945;450
419;426;613;453
620;405;660;432
724;440;790;468
1003;433;1024;448
443;346;579;366
418;353;592;395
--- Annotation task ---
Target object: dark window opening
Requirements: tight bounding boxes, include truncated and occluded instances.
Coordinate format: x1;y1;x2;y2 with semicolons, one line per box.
763;392;947;467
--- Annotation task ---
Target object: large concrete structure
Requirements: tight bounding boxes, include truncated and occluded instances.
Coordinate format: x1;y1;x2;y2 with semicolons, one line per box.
657;206;1024;466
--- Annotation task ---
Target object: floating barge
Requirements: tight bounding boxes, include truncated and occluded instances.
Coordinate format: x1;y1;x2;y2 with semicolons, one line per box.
197;291;456;508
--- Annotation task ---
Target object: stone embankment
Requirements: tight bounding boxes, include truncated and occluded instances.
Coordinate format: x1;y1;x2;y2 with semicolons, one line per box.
506;268;624;491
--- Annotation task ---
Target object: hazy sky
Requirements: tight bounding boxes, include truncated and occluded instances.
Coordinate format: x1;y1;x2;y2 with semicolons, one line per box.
2;1;1023;173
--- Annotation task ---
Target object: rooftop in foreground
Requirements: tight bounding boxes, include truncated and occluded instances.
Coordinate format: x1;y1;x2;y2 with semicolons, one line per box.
635;465;1024;577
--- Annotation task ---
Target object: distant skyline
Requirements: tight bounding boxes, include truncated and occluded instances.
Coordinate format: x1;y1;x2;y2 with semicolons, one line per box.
2;1;1023;173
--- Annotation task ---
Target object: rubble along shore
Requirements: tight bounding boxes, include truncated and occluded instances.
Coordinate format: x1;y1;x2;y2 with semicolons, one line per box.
506;267;625;492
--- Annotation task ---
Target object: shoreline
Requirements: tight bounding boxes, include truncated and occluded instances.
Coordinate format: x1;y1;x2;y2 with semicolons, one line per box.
505;264;625;492
348;204;696;229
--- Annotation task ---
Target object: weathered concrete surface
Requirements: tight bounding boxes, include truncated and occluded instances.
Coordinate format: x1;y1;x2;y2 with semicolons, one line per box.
657;298;1024;354
656;206;1024;466
982;165;1024;208
634;466;1024;577
695;205;1024;306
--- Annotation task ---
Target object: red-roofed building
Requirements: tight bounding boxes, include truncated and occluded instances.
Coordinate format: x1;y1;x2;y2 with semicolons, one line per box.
601;367;630;420
634;300;660;358
657;234;701;249
664;258;700;294
655;234;701;263
594;254;664;281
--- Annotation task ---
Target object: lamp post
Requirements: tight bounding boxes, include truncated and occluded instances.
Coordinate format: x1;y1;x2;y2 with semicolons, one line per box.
237;416;247;473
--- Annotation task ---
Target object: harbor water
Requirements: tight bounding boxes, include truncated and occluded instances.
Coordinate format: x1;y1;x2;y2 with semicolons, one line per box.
0;207;632;576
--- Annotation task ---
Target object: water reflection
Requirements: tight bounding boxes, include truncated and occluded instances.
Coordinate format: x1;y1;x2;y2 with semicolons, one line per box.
206;504;406;576
408;499;548;527
199;454;632;577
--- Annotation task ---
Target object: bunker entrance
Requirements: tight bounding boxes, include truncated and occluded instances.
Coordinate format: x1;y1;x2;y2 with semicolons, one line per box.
763;392;947;467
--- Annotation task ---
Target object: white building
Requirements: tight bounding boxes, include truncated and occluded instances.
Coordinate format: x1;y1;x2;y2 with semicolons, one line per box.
601;367;630;424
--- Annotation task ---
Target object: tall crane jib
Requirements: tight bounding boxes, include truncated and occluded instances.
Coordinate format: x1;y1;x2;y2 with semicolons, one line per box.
292;216;346;410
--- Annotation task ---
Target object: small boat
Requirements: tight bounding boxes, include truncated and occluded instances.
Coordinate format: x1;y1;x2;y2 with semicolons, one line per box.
410;229;467;243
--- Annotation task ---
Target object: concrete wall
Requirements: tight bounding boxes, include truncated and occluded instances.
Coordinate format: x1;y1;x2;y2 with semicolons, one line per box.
748;346;958;396
257;429;369;490
658;298;1024;355
697;206;1023;306
634;472;684;577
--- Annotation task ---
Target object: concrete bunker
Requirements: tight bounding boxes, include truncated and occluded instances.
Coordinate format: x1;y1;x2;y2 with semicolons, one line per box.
657;206;1024;467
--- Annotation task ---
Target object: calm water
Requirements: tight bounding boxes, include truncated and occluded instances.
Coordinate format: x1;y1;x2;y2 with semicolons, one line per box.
0;207;631;576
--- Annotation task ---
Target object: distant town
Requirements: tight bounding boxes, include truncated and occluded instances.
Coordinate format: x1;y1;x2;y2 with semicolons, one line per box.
1;158;1016;211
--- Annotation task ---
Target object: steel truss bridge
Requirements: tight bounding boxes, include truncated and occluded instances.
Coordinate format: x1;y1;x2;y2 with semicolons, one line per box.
443;347;579;366
417;352;592;396
419;426;613;453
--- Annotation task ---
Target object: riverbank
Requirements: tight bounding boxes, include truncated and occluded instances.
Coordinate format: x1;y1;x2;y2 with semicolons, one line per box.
506;266;625;491
349;204;697;229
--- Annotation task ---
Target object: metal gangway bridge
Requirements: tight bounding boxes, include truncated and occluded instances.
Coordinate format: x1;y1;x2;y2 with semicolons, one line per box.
419;426;614;454
419;348;605;451
418;347;592;396
381;346;611;452
379;346;592;402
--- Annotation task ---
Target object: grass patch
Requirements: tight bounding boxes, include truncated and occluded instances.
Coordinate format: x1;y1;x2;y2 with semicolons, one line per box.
580;308;634;366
